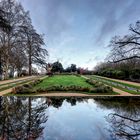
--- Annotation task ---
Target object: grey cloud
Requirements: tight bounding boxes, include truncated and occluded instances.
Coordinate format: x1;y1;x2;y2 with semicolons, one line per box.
19;0;140;69
94;0;137;46
20;0;139;44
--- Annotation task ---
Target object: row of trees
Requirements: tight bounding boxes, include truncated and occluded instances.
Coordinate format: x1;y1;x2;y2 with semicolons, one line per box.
0;0;48;80
46;61;77;74
46;61;93;75
94;20;140;81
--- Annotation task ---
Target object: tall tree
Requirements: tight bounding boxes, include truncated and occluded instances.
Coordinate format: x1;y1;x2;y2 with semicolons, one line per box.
0;0;48;78
20;18;48;75
0;0;28;79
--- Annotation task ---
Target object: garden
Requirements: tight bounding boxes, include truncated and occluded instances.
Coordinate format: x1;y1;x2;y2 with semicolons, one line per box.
11;75;117;95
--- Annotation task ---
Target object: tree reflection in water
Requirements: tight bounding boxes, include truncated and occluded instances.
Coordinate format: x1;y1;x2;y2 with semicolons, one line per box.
0;97;48;140
0;97;140;140
94;97;140;140
0;97;85;140
107;113;140;140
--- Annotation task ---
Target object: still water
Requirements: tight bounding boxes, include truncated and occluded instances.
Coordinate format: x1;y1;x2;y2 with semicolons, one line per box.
0;97;140;140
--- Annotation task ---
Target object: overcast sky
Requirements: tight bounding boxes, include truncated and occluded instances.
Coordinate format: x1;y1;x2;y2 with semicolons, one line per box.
19;0;140;70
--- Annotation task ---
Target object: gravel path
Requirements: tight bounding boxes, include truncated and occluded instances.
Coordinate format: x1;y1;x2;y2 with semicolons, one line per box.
0;88;12;96
35;92;136;96
112;87;132;96
0;76;36;85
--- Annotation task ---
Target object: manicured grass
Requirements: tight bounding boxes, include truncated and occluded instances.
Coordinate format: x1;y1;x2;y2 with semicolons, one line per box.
7;75;118;95
86;75;140;95
35;75;93;89
33;75;118;95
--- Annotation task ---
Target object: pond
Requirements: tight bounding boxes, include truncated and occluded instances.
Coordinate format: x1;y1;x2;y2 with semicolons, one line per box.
0;97;140;140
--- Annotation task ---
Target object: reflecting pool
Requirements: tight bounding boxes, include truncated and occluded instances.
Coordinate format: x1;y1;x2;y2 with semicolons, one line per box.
0;97;140;140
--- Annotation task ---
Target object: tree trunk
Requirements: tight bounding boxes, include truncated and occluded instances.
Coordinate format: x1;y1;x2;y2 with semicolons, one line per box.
27;97;31;138
0;54;2;80
28;44;32;76
4;61;9;80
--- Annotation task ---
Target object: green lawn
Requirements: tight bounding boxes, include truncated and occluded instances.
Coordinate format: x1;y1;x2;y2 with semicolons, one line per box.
7;75;118;95
35;75;93;89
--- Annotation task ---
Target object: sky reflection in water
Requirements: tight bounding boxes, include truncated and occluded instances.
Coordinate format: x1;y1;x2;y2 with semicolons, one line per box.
0;97;140;140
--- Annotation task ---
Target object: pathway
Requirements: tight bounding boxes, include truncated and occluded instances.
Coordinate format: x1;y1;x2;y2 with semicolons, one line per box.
0;76;36;85
35;92;135;96
0;76;47;96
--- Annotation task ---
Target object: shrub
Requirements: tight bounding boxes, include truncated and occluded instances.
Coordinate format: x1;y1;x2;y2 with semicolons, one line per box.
130;69;140;80
86;78;113;93
86;79;103;87
12;86;33;94
91;85;113;93
23;83;33;88
12;79;43;94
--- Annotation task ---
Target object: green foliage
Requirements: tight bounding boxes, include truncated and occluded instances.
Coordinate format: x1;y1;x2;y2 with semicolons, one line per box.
70;64;77;72
13;76;114;94
130;69;140;80
35;75;93;89
52;61;63;73
97;69;126;79
35;76;113;93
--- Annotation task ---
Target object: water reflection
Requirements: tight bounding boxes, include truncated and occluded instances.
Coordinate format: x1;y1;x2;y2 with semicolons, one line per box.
0;97;48;140
0;97;139;140
94;97;140;140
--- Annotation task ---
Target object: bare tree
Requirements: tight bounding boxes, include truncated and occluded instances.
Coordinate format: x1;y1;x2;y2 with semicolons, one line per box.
0;0;29;79
0;0;48;79
20;25;48;76
107;21;140;63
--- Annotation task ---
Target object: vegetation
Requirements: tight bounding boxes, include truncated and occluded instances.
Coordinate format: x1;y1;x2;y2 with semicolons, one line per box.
65;64;77;73
51;61;63;73
11;75;115;94
0;0;48;80
35;75;92;89
94;20;140;82
12;79;43;94
0;78;37;92
0;97;48;139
